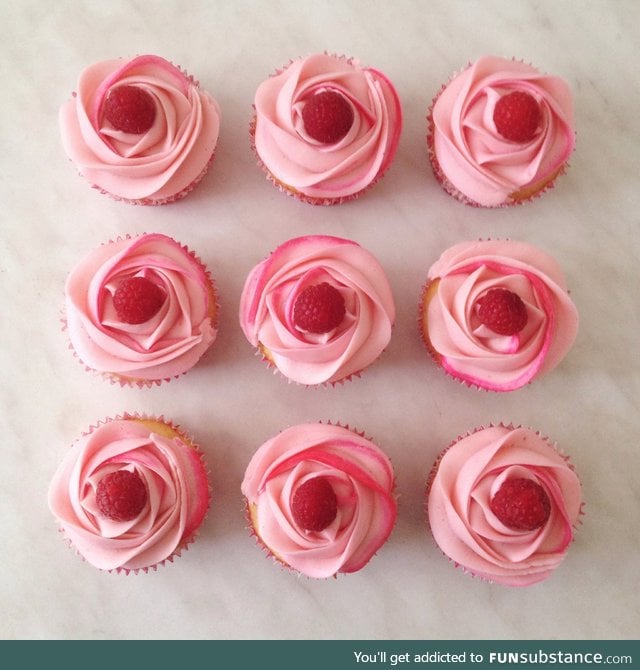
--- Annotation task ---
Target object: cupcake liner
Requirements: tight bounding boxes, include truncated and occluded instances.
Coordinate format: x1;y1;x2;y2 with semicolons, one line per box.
250;52;401;206
425;422;584;585
426;58;573;208
88;149;217;206
254;341;369;389
51;412;212;575
63;233;219;388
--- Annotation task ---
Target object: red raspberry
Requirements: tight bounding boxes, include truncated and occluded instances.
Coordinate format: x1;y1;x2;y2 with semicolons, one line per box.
302;90;354;143
477;288;528;336
103;85;156;134
113;276;165;325
493;90;541;142
96;469;148;522
490;478;551;531
291;477;338;532
293;282;346;334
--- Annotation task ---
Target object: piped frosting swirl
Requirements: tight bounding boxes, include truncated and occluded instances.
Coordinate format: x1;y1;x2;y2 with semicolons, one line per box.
427;424;582;586
48;416;210;572
65;233;217;384
239;235;395;385
252;53;402;203
242;423;397;578
59;55;220;204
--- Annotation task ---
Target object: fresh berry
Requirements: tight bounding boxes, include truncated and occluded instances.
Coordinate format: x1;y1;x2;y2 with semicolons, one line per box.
291;477;338;532
493;91;541;142
476;288;528;336
113;276;165;324
103;85;156;134
302;90;354;143
293;282;346;334
96;469;147;521
490;477;551;531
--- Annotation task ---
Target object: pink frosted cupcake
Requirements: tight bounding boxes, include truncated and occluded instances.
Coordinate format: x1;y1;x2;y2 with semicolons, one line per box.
239;235;395;386
250;52;403;204
59;54;221;204
64;233;218;386
48;414;210;573
241;422;397;578
419;239;578;391
426;423;583;586
428;56;575;207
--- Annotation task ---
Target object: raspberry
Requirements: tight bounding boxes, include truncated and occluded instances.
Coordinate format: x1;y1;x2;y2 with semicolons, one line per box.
493;90;541;142
96;469;147;522
476;288;528;336
112;276;165;325
490;478;551;531
291;477;338;532
302;90;354;143
103;85;156;134
293;282;346;334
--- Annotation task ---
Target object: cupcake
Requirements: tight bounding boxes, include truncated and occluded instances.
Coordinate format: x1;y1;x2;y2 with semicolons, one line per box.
419;239;578;391
241;422;397;578
48;414;210;573
64;233;218;386
250;52;403;204
427;56;575;207
239;235;395;385
59;54;221;204
426;423;583;586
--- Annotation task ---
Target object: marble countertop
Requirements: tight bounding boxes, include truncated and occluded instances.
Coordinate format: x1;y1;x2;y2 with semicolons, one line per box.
3;0;639;640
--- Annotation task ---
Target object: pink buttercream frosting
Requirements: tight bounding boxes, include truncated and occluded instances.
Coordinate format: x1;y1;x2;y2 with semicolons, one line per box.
427;424;582;586
65;233;217;384
48;416;210;572
429;56;575;207
252;53;402;203
422;239;578;391
60;55;221;204
242;423;397;578
239;235;395;385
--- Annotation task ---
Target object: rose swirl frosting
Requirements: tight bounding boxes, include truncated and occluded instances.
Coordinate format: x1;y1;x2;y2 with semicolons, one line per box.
252;53;402;202
65;233;217;384
422;239;578;391
48;416;210;572
242;423;397;578
239;235;396;385
59;54;221;203
427;424;583;586
429;56;575;206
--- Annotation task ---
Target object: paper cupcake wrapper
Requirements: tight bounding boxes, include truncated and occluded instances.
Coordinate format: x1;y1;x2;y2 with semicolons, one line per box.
253;341;369;388
62;232;219;388
85;149;217;206
54;412;212;575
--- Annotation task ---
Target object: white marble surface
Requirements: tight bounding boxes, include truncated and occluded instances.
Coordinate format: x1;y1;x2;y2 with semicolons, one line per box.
2;0;639;641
